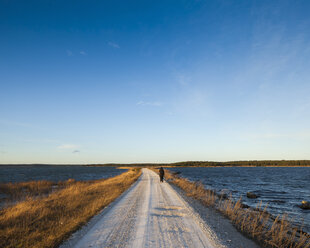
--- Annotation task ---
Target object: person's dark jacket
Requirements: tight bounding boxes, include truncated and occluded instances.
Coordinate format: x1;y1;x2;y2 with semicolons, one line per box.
159;167;164;177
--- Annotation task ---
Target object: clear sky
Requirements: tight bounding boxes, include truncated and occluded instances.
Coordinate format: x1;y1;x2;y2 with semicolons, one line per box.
1;0;310;164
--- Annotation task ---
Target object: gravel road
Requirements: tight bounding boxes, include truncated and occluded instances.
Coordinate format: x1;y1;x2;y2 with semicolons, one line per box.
61;168;259;248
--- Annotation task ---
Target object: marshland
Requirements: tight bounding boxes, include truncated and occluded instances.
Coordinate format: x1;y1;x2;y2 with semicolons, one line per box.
1;163;309;247
2;0;310;247
0;168;141;248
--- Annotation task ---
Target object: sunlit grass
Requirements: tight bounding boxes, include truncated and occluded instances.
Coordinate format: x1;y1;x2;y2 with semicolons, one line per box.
0;168;141;248
0;179;78;207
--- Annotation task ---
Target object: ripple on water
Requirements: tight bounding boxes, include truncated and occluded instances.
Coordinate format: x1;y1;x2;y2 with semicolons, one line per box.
168;167;310;233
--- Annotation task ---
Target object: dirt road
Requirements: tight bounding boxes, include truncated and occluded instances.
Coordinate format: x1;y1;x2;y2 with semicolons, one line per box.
61;168;258;248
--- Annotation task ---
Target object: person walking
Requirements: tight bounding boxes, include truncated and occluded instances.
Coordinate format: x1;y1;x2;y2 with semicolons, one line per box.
159;167;165;182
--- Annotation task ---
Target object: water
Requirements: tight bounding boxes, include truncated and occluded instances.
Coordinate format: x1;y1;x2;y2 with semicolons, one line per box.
0;165;127;183
168;167;310;233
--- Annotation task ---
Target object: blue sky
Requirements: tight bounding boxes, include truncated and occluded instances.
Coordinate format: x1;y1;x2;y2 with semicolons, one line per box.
1;0;310;164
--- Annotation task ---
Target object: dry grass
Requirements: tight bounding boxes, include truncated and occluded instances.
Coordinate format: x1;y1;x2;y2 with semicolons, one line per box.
0;168;141;248
157;168;310;248
0;179;78;206
0;180;54;201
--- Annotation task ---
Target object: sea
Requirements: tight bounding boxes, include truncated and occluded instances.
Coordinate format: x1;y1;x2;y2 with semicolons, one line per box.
0;165;126;183
168;166;310;233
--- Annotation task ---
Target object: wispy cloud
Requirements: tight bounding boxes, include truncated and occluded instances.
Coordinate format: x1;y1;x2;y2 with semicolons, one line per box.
80;51;87;55
66;50;73;56
244;130;310;141
23;139;60;144
170;80;211;117
57;144;79;149
176;74;191;86
136;101;163;107
0;119;38;128
108;42;120;49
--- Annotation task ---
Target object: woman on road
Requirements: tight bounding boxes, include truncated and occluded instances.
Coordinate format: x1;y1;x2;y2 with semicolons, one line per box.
159;167;165;182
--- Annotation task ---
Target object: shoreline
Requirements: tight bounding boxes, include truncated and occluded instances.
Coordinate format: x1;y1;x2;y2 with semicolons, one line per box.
61;169;259;248
2;159;310;168
159;169;310;248
1;166;309;247
170;180;261;247
0;169;141;248
1;164;310;168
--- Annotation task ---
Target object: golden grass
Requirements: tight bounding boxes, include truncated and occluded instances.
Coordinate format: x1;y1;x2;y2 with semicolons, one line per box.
156;168;310;248
0;180;54;201
0;179;78;206
0;168;141;248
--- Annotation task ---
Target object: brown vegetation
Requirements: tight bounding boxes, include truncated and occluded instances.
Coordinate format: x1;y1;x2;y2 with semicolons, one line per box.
158;169;310;248
0;168;141;248
0;179;78;207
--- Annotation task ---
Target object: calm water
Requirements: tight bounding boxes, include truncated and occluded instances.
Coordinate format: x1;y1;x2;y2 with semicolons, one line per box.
0;165;126;183
168;167;310;233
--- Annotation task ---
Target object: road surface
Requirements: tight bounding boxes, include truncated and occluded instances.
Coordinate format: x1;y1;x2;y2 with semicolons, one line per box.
61;169;234;248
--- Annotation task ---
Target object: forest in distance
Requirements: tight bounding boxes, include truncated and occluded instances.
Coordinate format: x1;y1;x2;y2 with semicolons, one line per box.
90;160;310;167
1;160;310;167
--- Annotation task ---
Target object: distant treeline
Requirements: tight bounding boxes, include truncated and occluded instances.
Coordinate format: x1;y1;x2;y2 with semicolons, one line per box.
88;160;310;167
1;160;310;167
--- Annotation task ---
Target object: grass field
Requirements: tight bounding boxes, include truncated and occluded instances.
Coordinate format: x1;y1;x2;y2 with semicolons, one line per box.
0;168;141;248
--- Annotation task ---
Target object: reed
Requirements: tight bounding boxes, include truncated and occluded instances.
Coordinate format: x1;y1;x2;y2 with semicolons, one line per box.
0;168;141;248
157;168;310;248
